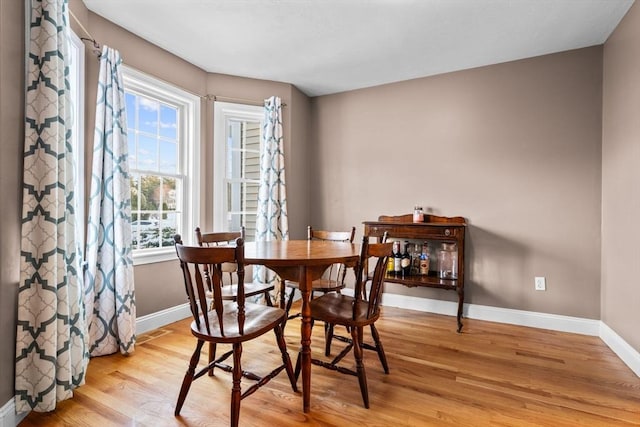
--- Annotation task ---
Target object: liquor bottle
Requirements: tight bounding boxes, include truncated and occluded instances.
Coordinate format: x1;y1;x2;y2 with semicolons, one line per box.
387;241;396;275
401;241;412;277
393;241;402;277
419;242;430;275
411;243;421;275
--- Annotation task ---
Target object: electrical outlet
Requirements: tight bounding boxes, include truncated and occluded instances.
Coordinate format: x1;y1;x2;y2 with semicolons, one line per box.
535;276;546;291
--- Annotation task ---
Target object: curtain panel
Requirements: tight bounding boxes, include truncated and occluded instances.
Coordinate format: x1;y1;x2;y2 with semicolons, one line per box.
15;0;89;412
254;96;289;284
84;46;136;357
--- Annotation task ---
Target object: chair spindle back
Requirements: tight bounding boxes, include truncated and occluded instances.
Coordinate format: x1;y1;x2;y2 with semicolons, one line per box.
353;236;393;320
175;237;246;336
308;225;356;283
196;227;245;285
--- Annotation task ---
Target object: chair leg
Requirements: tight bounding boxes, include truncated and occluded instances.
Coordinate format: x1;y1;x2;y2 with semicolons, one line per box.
231;342;242;427
274;324;298;392
286;286;296;314
370;324;389;374
279;279;286;310
175;340;204;416
282;286;297;329
294;350;302;381
324;323;334;356
208;342;217;376
352;326;369;409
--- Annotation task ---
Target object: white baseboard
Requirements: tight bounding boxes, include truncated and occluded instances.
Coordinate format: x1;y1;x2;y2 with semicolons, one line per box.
464;302;602;336
599;322;640;377
378;292;601;335
0;398;26;427
135;303;191;335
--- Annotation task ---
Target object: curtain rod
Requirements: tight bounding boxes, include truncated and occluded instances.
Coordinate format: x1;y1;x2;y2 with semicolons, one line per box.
119;68;286;108
69;9;102;57
211;95;287;107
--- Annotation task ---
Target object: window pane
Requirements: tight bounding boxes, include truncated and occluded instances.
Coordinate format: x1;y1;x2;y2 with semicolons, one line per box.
160;104;177;140
215;107;263;236
159;140;177;174
124;68;198;261
226;214;256;242
130;174;140;211
244;182;259;210
138;97;159;134
229;121;242;150
244;149;260;180
128;134;137;170
225;119;261;238
160;212;179;247
139;175;162;210
226;182;259;212
138;135;158;171
126;93;136;128
132;217;159;249
163;177;177;212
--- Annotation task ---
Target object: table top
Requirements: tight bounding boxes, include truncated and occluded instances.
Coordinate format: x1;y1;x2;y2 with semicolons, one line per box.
244;240;360;267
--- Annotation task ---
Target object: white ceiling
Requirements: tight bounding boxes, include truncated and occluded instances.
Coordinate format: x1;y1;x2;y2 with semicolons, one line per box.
82;0;634;97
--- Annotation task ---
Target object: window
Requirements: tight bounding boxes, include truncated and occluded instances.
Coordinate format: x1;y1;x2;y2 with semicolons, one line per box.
213;102;263;241
123;66;200;263
68;30;85;255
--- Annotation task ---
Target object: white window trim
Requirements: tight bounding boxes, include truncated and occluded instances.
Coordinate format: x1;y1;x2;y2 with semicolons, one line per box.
123;66;201;264
213;102;263;232
69;30;85;255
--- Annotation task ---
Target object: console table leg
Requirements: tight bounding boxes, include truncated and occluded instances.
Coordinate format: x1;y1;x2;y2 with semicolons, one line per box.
456;285;464;333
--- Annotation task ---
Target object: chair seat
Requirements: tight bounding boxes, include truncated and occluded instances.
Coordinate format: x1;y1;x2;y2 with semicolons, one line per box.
309;293;379;327
285;278;345;293
191;302;286;343
217;281;275;299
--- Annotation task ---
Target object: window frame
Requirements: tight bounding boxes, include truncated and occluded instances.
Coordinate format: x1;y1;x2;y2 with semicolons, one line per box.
68;29;85;255
123;66;200;264
213;102;264;236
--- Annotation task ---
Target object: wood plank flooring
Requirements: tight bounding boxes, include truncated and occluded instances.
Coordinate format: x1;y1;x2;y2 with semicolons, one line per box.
20;306;640;426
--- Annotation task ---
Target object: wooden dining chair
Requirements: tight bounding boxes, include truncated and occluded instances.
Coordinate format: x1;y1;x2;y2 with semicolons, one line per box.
323;231;389;356
295;236;393;409
173;235;297;427
183;228;276;376
280;225;356;326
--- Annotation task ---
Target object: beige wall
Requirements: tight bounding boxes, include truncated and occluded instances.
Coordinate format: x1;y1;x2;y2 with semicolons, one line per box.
0;0;25;405
310;47;604;318
288;85;312;237
602;1;640;352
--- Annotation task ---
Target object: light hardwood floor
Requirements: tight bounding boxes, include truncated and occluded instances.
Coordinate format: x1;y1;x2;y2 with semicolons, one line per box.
20;305;640;426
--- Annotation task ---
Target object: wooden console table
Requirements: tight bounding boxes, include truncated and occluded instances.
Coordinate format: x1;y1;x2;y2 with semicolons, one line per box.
363;214;467;332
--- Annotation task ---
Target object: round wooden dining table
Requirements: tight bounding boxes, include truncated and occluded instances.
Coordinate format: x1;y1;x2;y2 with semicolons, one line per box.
243;239;360;413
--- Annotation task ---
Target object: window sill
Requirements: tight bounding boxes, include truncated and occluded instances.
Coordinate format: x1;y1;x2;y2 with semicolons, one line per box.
133;248;177;266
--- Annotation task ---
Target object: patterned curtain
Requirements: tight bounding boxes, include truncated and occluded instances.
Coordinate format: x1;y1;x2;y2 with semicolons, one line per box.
84;46;136;357
254;96;289;284
15;0;89;412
